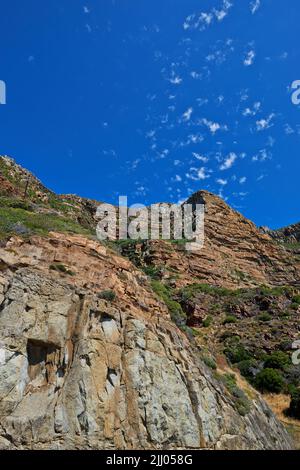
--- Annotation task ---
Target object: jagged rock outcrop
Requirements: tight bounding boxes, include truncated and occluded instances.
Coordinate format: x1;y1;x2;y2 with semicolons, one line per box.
123;191;300;289
0;234;294;449
270;222;300;244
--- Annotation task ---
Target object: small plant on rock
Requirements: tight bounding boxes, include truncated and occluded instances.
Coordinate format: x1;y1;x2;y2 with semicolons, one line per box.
98;290;117;302
223;315;237;325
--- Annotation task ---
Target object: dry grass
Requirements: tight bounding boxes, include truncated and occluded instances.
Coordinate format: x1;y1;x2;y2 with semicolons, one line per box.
264;393;300;449
215;355;258;400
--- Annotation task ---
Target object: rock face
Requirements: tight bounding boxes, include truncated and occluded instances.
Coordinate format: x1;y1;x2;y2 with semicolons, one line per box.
122;191;300;289
0;234;294;449
0;157;298;450
270;222;300;244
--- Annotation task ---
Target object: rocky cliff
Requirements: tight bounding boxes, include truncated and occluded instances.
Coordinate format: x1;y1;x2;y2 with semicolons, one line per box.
0;233;293;449
121;190;300;290
0;155;298;450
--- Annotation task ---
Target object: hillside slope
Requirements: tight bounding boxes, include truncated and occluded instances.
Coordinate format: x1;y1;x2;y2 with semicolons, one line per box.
0;233;293;450
0;155;298;449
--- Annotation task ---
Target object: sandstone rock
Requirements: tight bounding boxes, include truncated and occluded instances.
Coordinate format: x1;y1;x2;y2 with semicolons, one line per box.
123;191;300;290
0;235;294;450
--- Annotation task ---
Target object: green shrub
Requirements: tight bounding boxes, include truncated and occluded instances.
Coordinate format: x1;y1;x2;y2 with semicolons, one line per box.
286;389;300;419
279;310;290;318
179;283;234;302
237;359;258;380
284;365;300;388
223;315;237;325
222;373;237;393
258;286;290;297
221;373;251;416
202;315;213;327
224;342;251;364
258;312;272;322
179;325;195;339
0;197;32;211
292;294;300;305
291;303;299;311
203;355;217;370
264;351;290;371
98;290;117;302
50;263;67;273
50;263;75;276
151;280;186;327
0;206;92;240
142;265;162;280
255;368;284;393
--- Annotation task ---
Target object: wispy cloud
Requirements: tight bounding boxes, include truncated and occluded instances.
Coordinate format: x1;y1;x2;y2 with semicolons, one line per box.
220;152;237;170
250;0;261;15
201;118;228;134
183;0;233;31
216;178;228;185
192;152;209;163
256;113;275;131
186;167;211;181
244;50;256;66
182;107;193;122
168;75;182;85
242;101;261;116
252;149;271;162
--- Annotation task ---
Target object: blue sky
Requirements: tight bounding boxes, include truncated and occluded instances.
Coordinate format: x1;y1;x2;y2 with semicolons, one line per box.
0;0;299;228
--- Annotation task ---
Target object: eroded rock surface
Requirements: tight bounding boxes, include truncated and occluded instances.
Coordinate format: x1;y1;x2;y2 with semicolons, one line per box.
121;191;300;290
0;234;294;449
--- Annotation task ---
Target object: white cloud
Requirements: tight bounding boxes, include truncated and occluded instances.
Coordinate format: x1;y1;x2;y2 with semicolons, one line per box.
200;12;214;26
256;113;275;131
284;123;294;135
239;176;247;184
205;39;235;66
103;149;117;158
186;167;211;181
182;107;193;122
157;149;169;159
174;175;182;182
216;178;227;185
197;98;209;107
135;185;147;196
242;101;261;116
183;1;233;31
220;152;237;170
252;149;271;162
244;50;255;66
267;136;275;147
83;6;90;14
169;76;182;85
250;0;260;14
190;71;202;80
179;133;204;147
279;52;288;60
192;152;209;163
201;118;226;134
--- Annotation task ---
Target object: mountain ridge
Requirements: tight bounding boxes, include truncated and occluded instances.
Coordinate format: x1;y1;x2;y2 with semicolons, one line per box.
0;155;299;449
